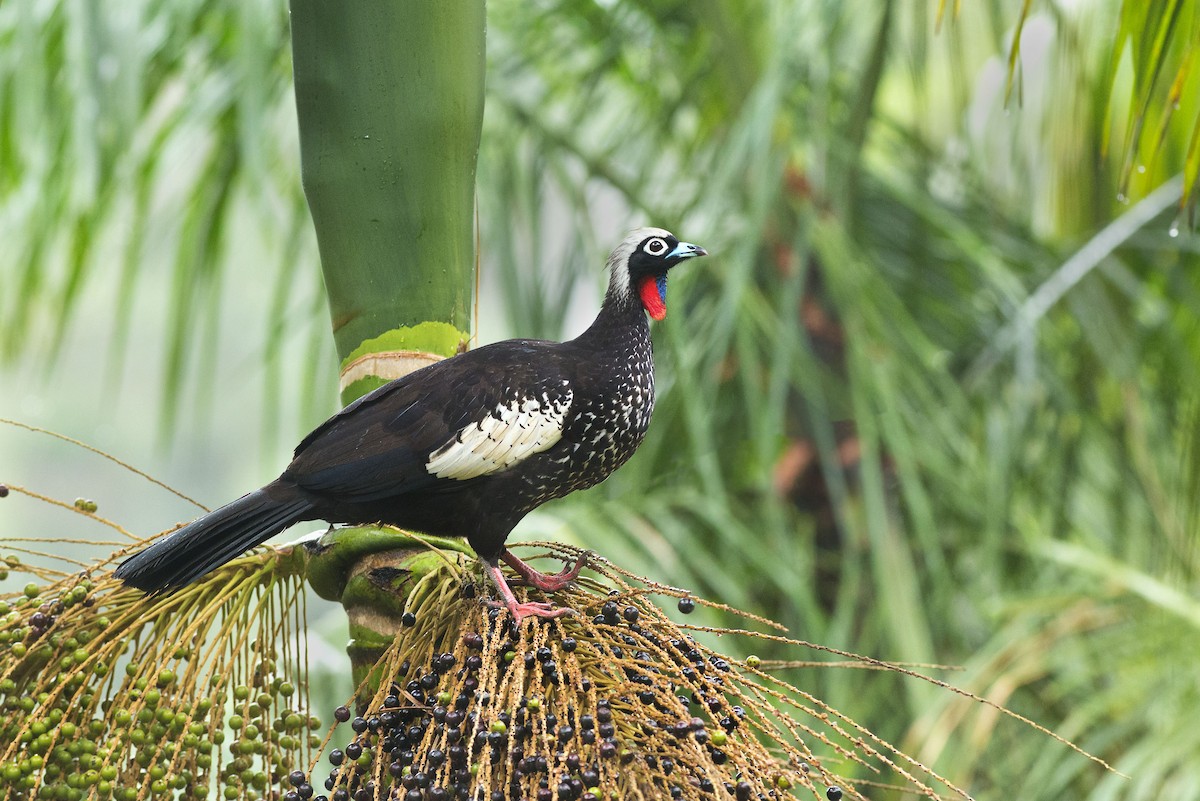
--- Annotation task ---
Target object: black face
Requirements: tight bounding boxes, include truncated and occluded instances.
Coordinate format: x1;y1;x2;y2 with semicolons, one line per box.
626;234;683;282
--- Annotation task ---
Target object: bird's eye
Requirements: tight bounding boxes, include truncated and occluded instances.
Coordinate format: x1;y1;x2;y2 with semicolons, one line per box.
643;237;668;256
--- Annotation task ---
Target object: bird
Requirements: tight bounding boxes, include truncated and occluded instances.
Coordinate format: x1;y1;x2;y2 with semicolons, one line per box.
114;228;707;622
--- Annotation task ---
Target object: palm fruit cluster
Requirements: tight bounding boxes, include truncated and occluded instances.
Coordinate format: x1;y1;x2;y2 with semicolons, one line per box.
302;540;888;801
0;527;966;801
0;549;319;800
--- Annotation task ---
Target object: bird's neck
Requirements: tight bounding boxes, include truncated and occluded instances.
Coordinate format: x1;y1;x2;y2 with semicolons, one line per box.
571;287;650;352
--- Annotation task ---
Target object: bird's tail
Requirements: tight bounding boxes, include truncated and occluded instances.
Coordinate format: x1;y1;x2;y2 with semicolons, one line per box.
114;482;313;592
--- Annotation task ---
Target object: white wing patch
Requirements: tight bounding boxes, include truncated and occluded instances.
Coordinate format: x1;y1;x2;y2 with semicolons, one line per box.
425;392;572;480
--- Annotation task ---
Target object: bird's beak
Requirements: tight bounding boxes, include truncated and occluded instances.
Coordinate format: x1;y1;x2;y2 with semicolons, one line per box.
666;241;707;263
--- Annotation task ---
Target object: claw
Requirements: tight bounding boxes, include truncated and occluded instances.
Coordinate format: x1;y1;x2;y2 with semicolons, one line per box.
484;597;574;624
502;549;592;592
484;561;576;624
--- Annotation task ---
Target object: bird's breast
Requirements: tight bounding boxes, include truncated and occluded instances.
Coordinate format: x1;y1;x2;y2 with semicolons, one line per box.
461;331;657;515
545;343;656;491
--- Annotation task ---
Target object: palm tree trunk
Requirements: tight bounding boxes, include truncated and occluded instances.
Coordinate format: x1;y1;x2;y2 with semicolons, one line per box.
290;0;485;405
289;0;486;686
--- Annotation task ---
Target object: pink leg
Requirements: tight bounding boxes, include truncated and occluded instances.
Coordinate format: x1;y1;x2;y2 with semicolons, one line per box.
501;549;591;592
485;562;574;625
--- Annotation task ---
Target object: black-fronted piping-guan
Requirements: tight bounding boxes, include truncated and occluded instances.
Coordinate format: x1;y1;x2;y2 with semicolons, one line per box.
115;228;707;622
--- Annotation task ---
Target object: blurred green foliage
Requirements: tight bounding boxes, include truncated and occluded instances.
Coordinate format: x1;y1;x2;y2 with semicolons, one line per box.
2;1;1199;799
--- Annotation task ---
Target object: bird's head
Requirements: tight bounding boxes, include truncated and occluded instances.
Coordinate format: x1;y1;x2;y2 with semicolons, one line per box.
607;227;707;321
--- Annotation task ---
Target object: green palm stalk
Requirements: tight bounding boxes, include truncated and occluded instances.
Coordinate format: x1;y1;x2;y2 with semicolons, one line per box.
286;0;491;713
290;0;484;405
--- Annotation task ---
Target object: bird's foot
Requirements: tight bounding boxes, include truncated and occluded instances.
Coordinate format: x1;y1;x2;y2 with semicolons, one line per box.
485;561;576;624
485;597;574;625
501;549;592;592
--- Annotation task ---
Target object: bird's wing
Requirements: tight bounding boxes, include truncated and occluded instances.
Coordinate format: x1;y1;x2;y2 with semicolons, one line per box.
283;342;570;501
425;385;572;480
283;379;442;502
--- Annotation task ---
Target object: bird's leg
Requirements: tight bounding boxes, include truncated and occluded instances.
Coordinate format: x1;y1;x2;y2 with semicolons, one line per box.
484;561;574;624
501;549;591;592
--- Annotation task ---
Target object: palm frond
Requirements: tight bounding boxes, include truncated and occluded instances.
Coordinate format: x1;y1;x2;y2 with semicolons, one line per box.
0;0;323;433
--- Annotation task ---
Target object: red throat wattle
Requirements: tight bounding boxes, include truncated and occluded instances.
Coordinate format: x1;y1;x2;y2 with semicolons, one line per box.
638;275;667;321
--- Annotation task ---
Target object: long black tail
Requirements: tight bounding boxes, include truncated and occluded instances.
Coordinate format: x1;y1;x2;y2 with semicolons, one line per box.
114;482;313;592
